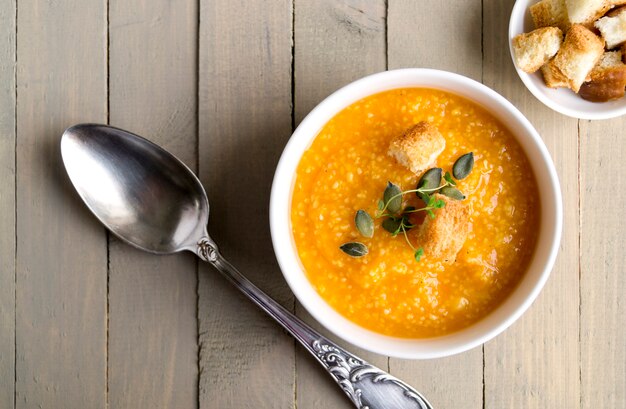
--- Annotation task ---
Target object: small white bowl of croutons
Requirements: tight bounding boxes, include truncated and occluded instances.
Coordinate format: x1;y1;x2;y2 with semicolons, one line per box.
510;0;626;119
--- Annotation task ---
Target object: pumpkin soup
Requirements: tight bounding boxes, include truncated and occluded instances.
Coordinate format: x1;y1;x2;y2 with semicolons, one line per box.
291;88;540;338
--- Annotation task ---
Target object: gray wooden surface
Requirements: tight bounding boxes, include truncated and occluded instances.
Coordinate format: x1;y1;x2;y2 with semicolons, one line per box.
108;1;199;407
0;1;15;408
15;1;108;408
0;0;624;408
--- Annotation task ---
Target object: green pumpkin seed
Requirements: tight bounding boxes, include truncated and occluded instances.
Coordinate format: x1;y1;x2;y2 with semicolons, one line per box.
383;182;402;214
382;217;401;235
355;210;374;238
339;242;368;257
452;152;474;180
440;185;466;200
417;168;442;192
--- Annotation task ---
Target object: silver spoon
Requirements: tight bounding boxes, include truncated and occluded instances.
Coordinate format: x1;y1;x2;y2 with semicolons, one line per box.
61;123;434;409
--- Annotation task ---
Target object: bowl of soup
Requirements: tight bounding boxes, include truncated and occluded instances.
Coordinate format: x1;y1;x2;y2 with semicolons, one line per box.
270;69;562;359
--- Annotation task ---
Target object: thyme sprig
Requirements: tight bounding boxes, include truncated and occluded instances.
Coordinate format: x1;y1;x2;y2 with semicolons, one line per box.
339;152;475;261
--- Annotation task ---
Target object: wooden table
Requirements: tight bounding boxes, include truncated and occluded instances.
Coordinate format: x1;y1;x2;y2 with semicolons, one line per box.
1;0;624;408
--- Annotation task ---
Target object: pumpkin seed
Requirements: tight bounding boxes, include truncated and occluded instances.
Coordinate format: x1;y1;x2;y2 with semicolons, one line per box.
339;242;368;257
440;185;466;200
452;152;474;180
383;182;402;214
355;210;374;238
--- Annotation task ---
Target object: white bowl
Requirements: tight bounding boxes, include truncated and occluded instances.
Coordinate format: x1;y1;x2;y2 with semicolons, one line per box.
509;0;626;119
270;69;562;359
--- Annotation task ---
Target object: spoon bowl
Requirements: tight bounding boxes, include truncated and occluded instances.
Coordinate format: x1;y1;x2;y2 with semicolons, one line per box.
61;123;433;409
61;124;209;253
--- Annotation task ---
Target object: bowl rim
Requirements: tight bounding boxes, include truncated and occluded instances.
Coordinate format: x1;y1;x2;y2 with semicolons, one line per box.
508;0;626;120
269;68;563;359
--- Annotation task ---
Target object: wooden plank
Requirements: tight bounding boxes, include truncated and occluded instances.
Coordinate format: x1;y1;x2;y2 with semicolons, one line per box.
388;0;482;77
579;118;626;408
197;0;295;407
107;1;199;408
294;0;387;128
0;0;15;408
14;1;107;408
387;1;484;408
482;1;580;408
293;1;389;408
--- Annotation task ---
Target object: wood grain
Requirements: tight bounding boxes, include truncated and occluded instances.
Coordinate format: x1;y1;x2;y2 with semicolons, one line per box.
388;0;482;79
387;2;484;408
107;1;199;408
198;0;295;407
580;118;626;408
0;1;15;408
482;1;580;408
14;1;107;408
293;1;388;407
294;0;387;128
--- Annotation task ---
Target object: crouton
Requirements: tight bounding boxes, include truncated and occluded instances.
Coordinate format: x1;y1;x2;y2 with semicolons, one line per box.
593;49;624;67
541;62;570;87
388;122;445;175
622;43;626;60
530;0;570;31
512;27;563;73
417;194;470;263
546;24;605;92
579;51;626;101
595;6;626;49
611;0;626;5
565;0;611;26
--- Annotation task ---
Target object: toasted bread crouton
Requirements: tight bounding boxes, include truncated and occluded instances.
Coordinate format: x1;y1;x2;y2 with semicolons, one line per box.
388;122;445;175
512;27;563;73
541;62;570;87
417;194;470;263
608;2;626;10
579;51;626;101
593;49;624;67
547;24;605;92
565;0;611;26
595;6;626;49
530;0;570;31
622;43;626;60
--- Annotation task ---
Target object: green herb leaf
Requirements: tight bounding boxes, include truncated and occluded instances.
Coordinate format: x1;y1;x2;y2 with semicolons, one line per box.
427;209;435;219
453;152;474;180
417;168;443;191
377;200;385;210
355;210;374;238
383;182;402;214
440;185;466;200
433;198;446;208
382;217;401;235
414;248;424;262
427;195;436;207
444;171;457;186
339;242;368;257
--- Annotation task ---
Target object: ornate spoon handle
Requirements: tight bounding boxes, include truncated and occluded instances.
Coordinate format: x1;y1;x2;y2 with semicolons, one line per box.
198;238;433;409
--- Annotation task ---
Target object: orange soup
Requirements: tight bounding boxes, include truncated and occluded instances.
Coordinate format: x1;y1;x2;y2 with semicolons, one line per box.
291;88;540;338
